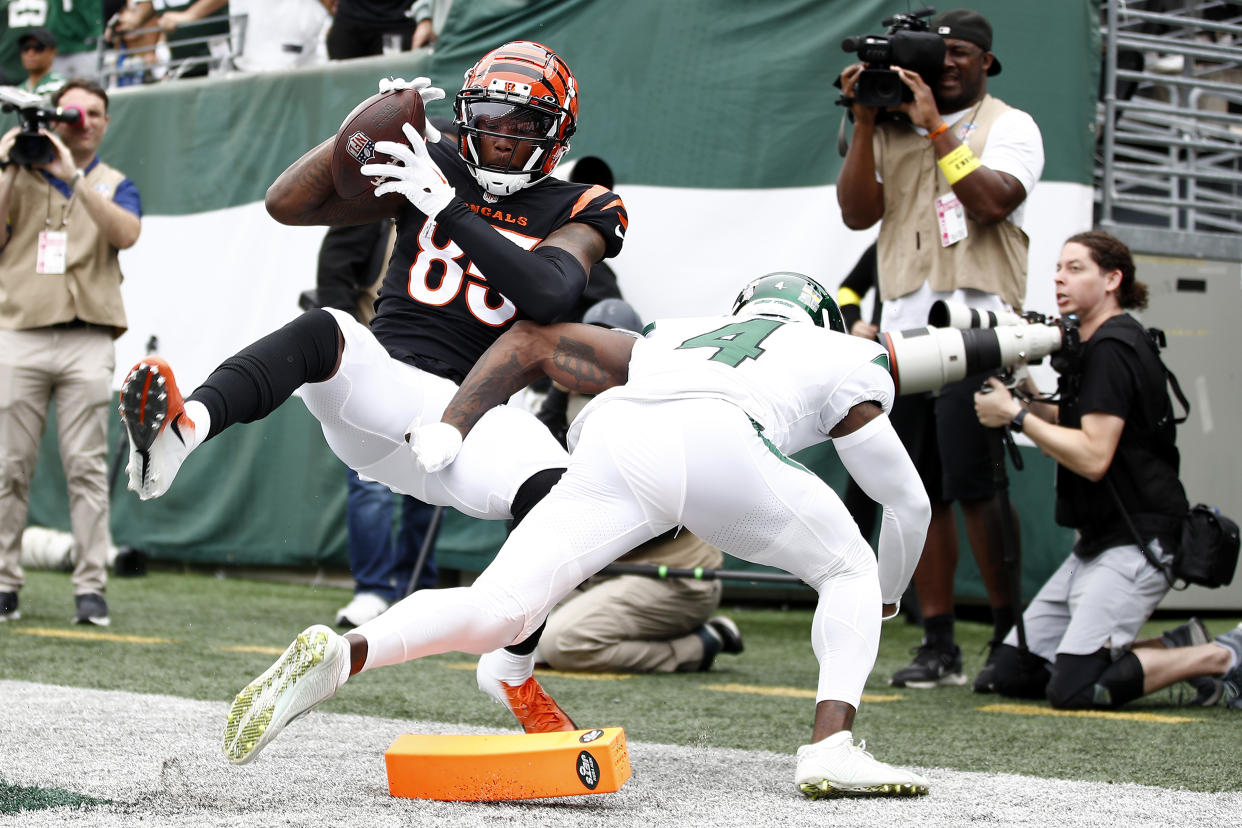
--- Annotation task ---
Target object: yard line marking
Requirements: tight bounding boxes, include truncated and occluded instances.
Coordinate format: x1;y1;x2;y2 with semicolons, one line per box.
978;703;1201;723
705;683;904;703
15;627;171;644
441;661;634;681
214;645;286;655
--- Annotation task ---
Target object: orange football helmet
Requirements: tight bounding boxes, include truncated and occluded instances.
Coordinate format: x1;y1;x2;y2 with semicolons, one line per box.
454;41;578;197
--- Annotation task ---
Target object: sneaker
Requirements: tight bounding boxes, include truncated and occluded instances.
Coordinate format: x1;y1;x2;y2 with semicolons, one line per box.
694;623;723;670
73;593;109;627
476;648;577;734
1224;666;1242;710
222;624;349;765
968;655;998;695
1160;617;1210;649
120;357;195;501
1216;624;1242;710
890;643;966;688
795;731;929;799
972;642;1000;694
1175;676;1226;707
0;591;18;622
1214;623;1242;664
334;592;389;628
707;616;744;655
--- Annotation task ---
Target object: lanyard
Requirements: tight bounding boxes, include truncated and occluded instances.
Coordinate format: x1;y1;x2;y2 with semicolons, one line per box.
45;176;77;231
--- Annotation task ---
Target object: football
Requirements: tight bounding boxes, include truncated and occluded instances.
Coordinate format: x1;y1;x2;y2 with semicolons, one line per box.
330;89;427;199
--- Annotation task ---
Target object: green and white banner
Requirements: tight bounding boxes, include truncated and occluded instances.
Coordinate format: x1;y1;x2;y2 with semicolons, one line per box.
32;0;1096;588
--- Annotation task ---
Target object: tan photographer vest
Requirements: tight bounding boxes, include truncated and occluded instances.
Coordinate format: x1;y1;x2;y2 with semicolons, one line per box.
873;94;1029;311
0;162;130;335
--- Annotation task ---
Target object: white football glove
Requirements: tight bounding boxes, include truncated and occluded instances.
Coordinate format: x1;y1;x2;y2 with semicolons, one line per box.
377;76;446;143
361;122;456;218
406;420;464;473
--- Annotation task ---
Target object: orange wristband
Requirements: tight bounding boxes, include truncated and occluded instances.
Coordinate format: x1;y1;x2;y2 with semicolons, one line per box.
926;122;949;140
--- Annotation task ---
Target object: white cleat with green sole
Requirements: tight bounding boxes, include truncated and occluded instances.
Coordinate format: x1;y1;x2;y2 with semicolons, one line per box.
795;730;929;799
222;624;349;765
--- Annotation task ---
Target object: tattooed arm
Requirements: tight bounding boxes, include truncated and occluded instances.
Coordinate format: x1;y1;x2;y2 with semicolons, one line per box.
407;321;635;473
443;320;636;439
265;137;405;226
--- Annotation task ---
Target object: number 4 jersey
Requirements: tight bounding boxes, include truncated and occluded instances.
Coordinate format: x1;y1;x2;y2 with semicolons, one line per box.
370;138;628;382
570;315;895;456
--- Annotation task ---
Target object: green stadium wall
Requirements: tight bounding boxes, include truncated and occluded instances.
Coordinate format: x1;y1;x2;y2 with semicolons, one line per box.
28;0;1097;600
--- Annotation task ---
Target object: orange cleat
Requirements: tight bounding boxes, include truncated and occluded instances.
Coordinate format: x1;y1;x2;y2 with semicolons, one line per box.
119;356;195;500
476;648;577;733
500;676;578;734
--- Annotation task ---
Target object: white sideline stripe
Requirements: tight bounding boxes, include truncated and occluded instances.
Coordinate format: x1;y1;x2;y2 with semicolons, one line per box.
1;680;1238;828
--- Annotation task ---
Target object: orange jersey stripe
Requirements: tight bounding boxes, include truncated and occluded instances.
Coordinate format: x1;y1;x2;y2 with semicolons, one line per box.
569;185;609;218
599;198;627;228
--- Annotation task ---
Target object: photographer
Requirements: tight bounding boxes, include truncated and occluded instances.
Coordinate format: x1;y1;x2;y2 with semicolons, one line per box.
837;8;1044;689
973;231;1242;710
0;79;142;626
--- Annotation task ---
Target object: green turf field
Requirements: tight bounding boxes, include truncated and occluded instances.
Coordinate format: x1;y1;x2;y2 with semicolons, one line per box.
3;569;1239;795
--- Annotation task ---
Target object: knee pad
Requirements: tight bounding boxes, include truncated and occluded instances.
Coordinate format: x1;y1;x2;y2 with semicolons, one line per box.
1046;649;1125;709
1047;650;1144;710
990;643;1052;699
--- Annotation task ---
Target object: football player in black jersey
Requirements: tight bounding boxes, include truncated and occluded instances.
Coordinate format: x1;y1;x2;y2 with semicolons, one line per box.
117;42;627;745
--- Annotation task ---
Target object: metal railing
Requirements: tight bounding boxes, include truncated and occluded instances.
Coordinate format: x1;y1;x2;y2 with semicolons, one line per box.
94;13;247;88
1098;0;1242;259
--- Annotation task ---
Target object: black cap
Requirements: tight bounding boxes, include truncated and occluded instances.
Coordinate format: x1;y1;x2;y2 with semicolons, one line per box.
932;9;1001;76
582;298;642;333
568;156;614;191
18;27;57;50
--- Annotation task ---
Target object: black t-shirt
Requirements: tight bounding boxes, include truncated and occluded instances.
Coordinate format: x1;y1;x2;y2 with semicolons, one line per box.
1055;314;1187;555
369;138;628;382
334;1;417;27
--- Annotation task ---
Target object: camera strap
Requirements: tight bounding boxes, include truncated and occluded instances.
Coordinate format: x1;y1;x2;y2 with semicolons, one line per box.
37;178;76;276
1104;475;1180;590
1141;327;1190;426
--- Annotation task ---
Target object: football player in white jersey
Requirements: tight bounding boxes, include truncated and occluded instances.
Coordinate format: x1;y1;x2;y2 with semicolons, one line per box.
222;273;932;798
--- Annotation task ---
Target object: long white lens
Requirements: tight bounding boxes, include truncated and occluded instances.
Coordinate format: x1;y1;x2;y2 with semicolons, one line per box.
928;300;1025;330
880;324;1063;395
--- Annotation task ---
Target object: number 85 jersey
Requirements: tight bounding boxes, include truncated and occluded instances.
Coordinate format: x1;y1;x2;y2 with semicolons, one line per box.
371;138;628;382
570;315;895;456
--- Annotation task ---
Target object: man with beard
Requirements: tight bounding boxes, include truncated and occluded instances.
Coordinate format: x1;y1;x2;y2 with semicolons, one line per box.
836;9;1044;691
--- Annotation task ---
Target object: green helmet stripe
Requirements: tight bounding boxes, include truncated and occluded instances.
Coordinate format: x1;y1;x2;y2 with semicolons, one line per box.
731;272;845;333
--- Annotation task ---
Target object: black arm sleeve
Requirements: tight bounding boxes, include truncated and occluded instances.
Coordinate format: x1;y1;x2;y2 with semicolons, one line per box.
434;199;589;323
841;302;863;331
839;242;880;327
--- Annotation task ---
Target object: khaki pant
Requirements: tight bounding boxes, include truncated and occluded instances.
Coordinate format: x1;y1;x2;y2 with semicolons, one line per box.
0;326;115;596
539;532;723;673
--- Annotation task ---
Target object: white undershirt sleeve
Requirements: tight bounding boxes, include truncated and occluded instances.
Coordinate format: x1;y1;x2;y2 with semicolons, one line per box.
832;414;931;607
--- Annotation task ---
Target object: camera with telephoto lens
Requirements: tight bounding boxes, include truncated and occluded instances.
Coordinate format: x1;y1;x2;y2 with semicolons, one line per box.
878;300;1080;396
841;7;946;108
0;86;83;167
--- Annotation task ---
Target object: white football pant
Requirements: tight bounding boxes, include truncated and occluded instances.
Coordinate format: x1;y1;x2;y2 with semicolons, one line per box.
356;397;881;707
300;308;568;520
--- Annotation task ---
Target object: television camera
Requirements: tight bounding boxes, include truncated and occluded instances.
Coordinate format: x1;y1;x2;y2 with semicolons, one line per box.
841;7;945;108
0;86;82;167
